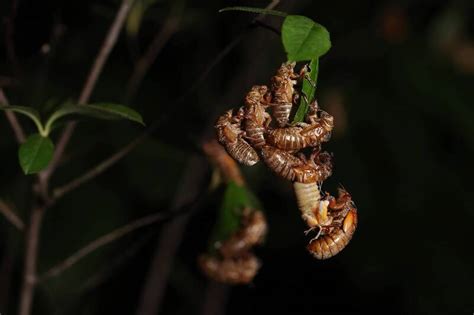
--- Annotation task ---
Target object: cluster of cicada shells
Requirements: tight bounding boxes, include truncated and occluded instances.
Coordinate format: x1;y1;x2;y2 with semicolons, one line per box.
205;62;358;283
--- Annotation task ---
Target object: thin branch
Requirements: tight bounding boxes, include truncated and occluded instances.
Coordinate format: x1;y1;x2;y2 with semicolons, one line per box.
177;0;280;104
42;0;136;182
18;206;45;315
202;139;245;186
52;133;147;200
40;211;168;281
125;15;181;101
4;0;21;77
0;199;24;231
0;88;26;143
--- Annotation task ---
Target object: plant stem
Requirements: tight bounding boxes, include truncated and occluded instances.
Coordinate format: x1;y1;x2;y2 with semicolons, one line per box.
40;211;167;281
125;10;181;101
42;0;136;182
0;88;25;143
17;206;44;315
15;2;136;315
0;199;24;231
52;133;146;200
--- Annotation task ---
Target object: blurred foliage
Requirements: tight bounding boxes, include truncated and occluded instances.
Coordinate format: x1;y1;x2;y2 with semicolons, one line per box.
0;0;473;315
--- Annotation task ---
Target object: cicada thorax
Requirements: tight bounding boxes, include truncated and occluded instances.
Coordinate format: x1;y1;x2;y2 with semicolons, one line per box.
215;108;259;166
307;188;358;260
218;209;267;259
243;85;272;149
198;252;260;284
271;62;300;127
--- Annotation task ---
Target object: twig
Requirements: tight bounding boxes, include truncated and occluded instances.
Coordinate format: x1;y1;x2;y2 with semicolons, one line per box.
4;0;21;77
200;282;230;315
52;133;147;200
125;15;181;101
42;0;136;182
0;88;26;143
177;0;280;104
202;139;245;186
18;206;45;315
17;2;137;315
39;211;167;281
135;156;207;315
0;199;24;230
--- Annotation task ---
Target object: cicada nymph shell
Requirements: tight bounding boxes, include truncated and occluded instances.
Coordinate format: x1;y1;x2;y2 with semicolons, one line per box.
243;85;272;149
215;108;259;166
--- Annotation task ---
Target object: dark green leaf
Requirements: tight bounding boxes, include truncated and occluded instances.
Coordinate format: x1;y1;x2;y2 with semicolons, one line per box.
18;134;54;174
208;182;260;251
282;15;331;61
293;58;319;122
45;103;144;133
0;105;45;134
219;6;288;17
85;103;144;125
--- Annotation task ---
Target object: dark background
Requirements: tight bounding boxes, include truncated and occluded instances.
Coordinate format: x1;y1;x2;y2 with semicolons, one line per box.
0;0;473;314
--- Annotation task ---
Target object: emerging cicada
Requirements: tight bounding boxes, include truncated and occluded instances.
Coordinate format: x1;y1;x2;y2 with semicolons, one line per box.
215;108;259;166
243;85;272;149
307;188;358;260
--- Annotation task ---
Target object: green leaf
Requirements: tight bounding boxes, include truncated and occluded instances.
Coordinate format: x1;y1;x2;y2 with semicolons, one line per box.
219;6;288;17
44;103;144;134
208;182;260;251
18;134;54;174
85;103;145;125
282;15;331;61
0;105;46;135
293;58;319;123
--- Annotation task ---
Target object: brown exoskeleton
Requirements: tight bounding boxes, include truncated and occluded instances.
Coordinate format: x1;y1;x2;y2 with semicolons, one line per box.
198;252;260;284
307;188;358;260
217;209;267;258
215;108;259;166
243;85;272;149
270;62;310;127
261;146;332;184
266;100;334;151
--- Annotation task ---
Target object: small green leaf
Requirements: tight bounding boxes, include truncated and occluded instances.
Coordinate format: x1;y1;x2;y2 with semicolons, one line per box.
219;6;288;17
44;103;144;134
282;15;331;61
18;134;54;174
208;182;260;251
85;103;145;125
0;105;46;135
293;58;319;123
